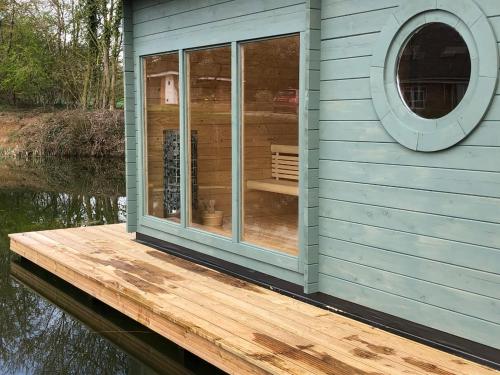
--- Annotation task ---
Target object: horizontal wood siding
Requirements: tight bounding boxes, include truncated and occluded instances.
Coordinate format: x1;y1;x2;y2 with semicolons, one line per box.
302;0;321;293
130;0;308;281
318;0;500;349
132;0;307;56
123;0;137;232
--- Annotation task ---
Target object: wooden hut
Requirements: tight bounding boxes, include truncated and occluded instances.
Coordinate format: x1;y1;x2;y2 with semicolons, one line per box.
123;0;500;365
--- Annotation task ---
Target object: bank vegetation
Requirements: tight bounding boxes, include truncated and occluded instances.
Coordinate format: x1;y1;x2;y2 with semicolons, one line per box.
9;109;125;157
0;0;125;157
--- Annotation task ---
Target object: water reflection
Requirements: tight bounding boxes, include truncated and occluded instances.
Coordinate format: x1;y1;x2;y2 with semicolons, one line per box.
0;158;224;375
9;261;201;375
1;273;133;374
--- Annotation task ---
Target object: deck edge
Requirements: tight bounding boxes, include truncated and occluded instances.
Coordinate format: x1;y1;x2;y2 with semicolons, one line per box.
136;232;500;371
9;236;270;375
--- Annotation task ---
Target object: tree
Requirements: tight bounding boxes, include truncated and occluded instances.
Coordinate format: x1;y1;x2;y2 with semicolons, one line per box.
0;0;123;109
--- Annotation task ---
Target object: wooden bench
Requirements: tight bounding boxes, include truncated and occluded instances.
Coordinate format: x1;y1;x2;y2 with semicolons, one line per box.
247;144;298;196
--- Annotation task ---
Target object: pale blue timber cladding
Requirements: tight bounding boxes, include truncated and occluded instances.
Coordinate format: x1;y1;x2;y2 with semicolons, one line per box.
123;0;137;233
302;0;321;293
126;0;500;348
128;0;316;286
318;0;500;349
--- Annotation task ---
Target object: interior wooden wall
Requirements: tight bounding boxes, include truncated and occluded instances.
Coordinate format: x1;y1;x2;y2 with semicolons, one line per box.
144;40;300;247
128;0;308;285
145;106;299;225
187;47;232;226
189;103;232;223
145;54;180;218
146;104;179;218
241;35;300;248
243;113;298;218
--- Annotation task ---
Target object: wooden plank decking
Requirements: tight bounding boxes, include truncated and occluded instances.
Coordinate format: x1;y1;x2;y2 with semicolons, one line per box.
9;224;498;375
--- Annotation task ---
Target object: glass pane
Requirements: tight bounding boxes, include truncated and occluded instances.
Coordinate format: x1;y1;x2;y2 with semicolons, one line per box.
144;53;181;222
187;46;232;236
241;35;300;255
398;23;471;119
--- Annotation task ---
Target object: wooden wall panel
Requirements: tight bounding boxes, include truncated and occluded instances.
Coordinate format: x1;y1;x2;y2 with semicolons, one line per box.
318;0;500;349
129;0;307;281
133;3;307;56
302;0;321;292
243;117;298;217
145;107;179;217
134;0;304;38
123;0;137;232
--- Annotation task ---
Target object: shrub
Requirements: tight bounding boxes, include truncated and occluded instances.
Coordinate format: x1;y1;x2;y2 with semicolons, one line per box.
13;110;124;157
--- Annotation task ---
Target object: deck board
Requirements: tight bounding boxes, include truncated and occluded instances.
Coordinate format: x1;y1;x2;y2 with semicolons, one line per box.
10;262;197;375
9;224;498;375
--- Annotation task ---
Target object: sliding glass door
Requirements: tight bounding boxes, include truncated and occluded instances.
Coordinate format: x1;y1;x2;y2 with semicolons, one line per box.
186;46;232;237
143;35;300;256
241;35;300;255
144;52;181;222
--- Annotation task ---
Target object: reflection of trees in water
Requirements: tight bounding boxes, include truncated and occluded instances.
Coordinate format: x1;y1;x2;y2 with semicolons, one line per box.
0;157;126;196
0;157;131;375
31;191;126;227
0;274;129;369
0;278;130;374
0;189;126;282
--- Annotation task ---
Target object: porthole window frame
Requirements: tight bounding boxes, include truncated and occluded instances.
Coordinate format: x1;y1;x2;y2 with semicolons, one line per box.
370;0;498;152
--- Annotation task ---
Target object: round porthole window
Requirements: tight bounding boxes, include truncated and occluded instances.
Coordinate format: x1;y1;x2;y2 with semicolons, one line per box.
370;1;498;152
397;23;471;120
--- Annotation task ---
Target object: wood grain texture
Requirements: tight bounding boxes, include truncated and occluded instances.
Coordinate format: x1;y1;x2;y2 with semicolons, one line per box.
126;0;500;351
318;0;500;349
8;224;499;374
10;262;196;375
133;3;306;55
246;144;299;196
123;0;137;233
128;0;308;281
134;0;304;38
302;0;321;291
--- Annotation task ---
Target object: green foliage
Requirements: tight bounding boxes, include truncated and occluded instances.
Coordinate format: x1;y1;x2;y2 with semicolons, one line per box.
0;0;123;109
0;4;55;105
115;98;124;109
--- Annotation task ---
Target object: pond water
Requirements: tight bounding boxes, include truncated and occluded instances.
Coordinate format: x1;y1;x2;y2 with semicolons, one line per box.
0;158;225;375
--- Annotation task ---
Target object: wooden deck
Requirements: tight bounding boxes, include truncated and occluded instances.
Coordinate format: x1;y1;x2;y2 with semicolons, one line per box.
10;262;197;375
9;224;498;375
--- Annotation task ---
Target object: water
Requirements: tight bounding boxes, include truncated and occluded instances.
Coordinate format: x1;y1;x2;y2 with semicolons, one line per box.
0;158;225;375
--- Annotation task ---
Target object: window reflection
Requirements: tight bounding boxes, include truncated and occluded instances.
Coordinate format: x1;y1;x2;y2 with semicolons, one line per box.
144;53;181;222
187;46;232;236
398;23;471;119
241;35;300;255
